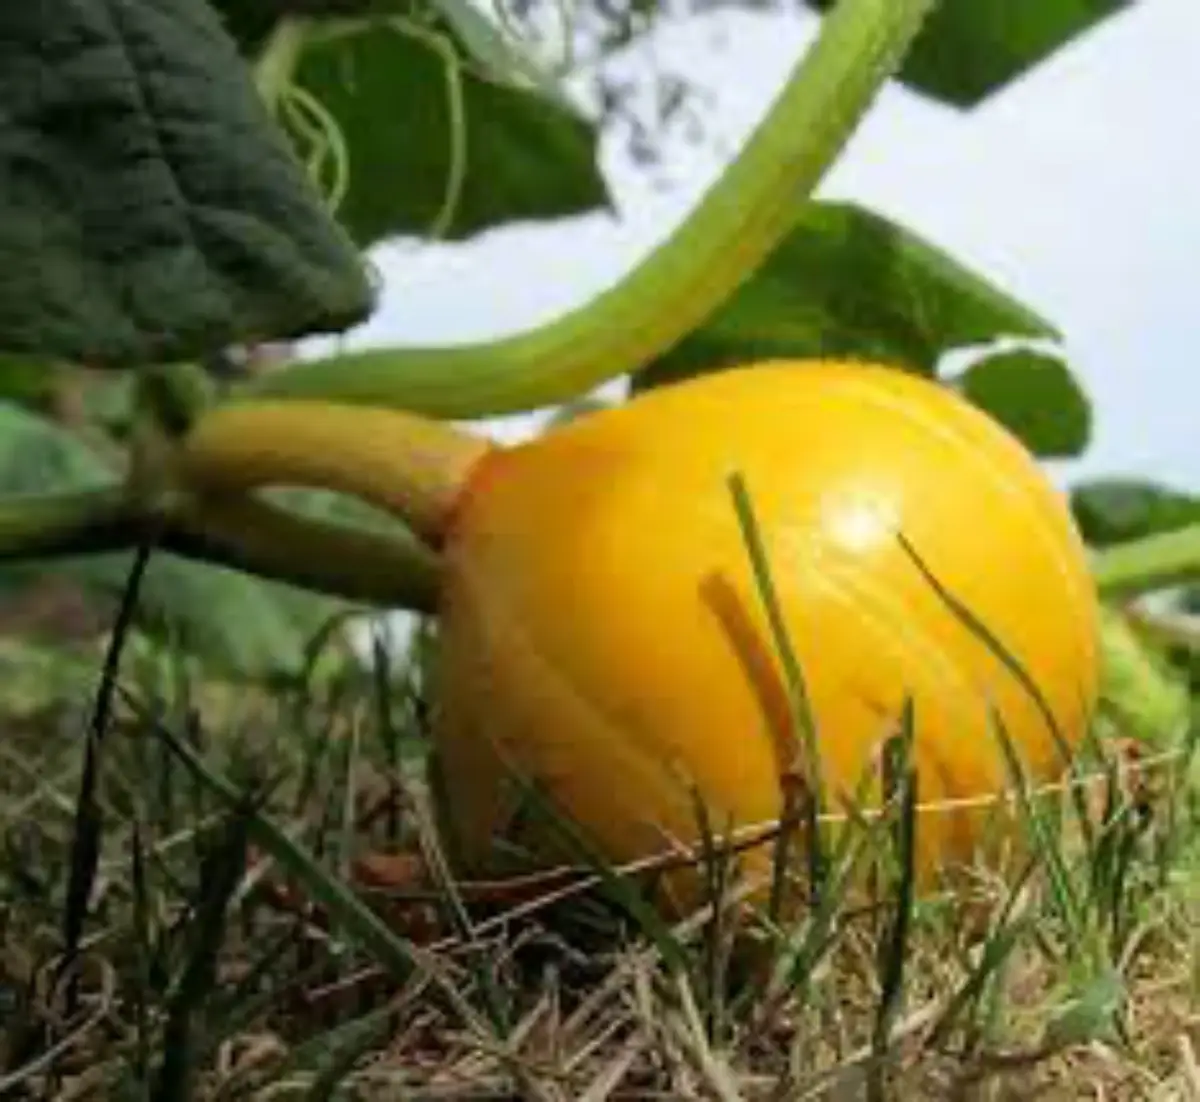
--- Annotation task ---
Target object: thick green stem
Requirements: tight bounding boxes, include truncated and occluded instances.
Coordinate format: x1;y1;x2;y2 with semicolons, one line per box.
240;0;939;419
1091;523;1200;599
0;487;440;613
167;494;440;612
0;489;142;559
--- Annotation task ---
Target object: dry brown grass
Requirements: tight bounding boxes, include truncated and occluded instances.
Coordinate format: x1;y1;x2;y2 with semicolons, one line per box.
0;630;1197;1100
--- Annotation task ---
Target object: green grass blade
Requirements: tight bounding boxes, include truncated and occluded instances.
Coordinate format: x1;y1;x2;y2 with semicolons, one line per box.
728;471;827;897
124;688;422;984
868;703;918;1100
60;540;157;1017
153;800;255;1102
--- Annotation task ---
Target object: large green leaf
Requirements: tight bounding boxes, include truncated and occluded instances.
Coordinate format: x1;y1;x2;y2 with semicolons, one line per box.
117;555;348;683
0;404;113;494
807;0;1132;107
954;349;1091;458
0;403;350;681
0;0;374;370
633;201;1058;394
284;19;612;247
0;359;62;415
1071;479;1200;549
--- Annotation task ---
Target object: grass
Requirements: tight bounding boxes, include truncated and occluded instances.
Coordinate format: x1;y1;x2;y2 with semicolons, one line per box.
2;540;1200;1098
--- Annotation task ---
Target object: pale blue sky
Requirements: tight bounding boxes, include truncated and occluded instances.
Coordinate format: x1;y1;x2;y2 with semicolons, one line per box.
310;0;1200;493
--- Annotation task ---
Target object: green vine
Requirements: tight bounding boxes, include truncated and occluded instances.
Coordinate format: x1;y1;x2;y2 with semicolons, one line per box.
239;0;941;419
1092;524;1200;600
253;17;311;111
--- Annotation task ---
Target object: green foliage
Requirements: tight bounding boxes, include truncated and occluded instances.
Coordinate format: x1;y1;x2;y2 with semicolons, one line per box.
633;201;1092;459
0;0;374;370
0;403;112;494
0;358;62;415
0;0;1184;682
807;0;1131;107
1071;479;1200;547
0;634;1193;1096
634;201;1059;390
284;18;611;247
954;348;1091;458
0;402;353;681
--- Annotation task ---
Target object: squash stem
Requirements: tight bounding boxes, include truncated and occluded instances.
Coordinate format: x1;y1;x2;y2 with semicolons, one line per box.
171;493;441;612
0;484;441;612
176;399;494;546
0;488;140;559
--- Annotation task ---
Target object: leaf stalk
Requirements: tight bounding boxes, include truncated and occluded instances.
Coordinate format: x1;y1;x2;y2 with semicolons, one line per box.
238;0;941;419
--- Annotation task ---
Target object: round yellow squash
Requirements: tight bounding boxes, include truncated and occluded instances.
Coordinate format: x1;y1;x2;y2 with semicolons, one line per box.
432;360;1101;910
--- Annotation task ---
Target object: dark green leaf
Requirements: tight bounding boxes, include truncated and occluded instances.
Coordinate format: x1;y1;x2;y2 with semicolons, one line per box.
0;363;134;436
3;547;351;683
807;0;1132;108
0;0;374;370
288;19;612;246
126;557;350;682
954;349;1091;458
1071;479;1200;548
633;201;1057;394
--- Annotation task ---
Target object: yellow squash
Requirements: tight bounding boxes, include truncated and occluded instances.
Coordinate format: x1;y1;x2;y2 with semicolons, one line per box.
432;361;1101;909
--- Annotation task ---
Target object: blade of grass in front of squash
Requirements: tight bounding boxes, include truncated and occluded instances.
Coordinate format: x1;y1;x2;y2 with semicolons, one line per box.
748;788;879;1030
988;707;1089;954
896;532;1099;864
407;771;512;1035
499;769;694;978
869;701;918;1100
925;910;1036;1052
369;627;405;844
892;535;1099;854
728;471;827;897
687;786;739;1047
124;687;423;984
285;1002;406;1100
153;798;255;1102
130;817;153;1091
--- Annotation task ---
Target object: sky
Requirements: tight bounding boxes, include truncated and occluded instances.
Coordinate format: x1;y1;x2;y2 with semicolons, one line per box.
308;0;1200;493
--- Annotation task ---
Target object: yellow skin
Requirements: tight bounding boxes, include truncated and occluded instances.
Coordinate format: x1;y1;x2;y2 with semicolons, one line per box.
179;359;1101;913
433;361;1101;908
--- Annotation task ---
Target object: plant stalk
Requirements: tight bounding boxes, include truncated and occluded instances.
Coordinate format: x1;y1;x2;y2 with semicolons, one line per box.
0;486;440;613
0;489;142;559
168;493;441;612
1092;523;1200;599
239;0;940;419
175;400;493;545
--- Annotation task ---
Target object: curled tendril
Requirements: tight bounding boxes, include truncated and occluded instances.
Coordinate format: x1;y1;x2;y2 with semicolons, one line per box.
280;82;352;215
386;19;470;242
